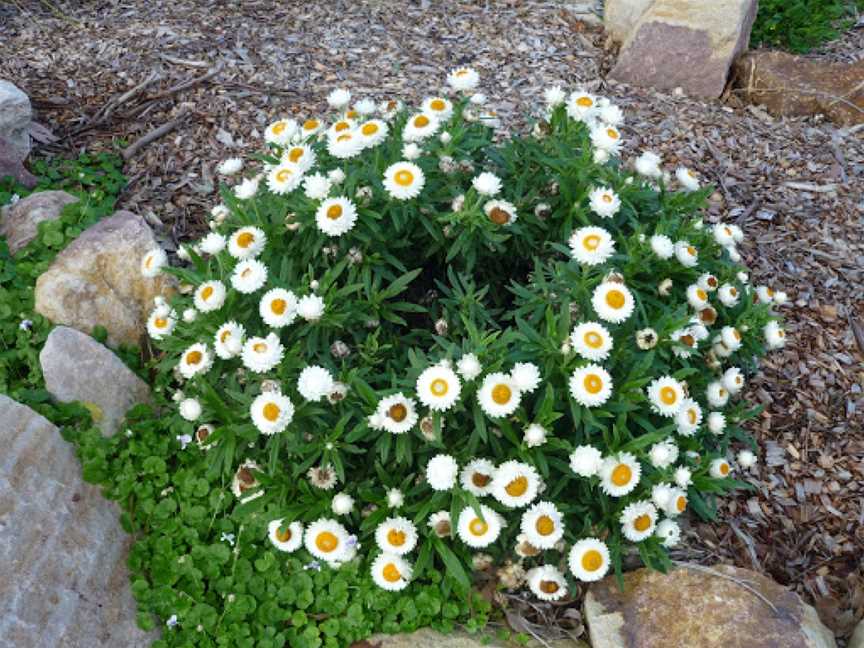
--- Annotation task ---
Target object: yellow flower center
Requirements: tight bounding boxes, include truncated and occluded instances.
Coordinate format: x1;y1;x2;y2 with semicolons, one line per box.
696;288;707;301
430;98;446;111
186;350;203;365
263;402;280;422
303;119;319;130
394;169;414;186
414;115;430;128
272;122;286;135
388;403;408;422
315;531;339;553
327;204;343;220
387;528;406;547
540;580;559;594
634;514;651;532
472;472;491;488
430;378;449;397
361;122;379;136
336;133;352;142
505;476;528;497
576;96;593;108
220;330;232;342
201;285;214;300
687;246;696;256
606;128;619;139
687;409;697;425
583;374;603;394
677;496;687;512
276;168;294;182
491;384;512;405
469;517;488;536
237;232;254;248
383;563;402;582
345;109;359;120
582;549;603;572
605;289;625;309
275;525;292;542
583;234;601;251
733;329;741;341
601;193;613;203
154;317;168;329
660;386;678;405
253;342;267;353
611;464;632;487
269;299;286;315
720;462;729;475
730;287;738;296
334;121;350;132
456;69;469;77
584;331;603;348
535;515;555;536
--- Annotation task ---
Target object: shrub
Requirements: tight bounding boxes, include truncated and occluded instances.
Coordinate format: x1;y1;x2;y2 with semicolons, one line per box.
751;0;863;53
126;70;785;642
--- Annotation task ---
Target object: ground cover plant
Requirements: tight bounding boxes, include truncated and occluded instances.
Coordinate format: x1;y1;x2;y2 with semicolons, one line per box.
73;70;787;647
750;0;863;52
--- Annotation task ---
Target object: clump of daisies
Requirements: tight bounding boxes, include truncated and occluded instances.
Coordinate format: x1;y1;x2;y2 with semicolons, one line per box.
139;66;785;612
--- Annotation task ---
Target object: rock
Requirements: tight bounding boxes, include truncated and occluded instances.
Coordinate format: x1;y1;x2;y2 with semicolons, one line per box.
0;135;37;188
603;0;653;43
367;628;588;648
0;190;79;254
584;564;836;648
34;210;174;347
40;326;151;436
0;394;156;647
0;80;31;158
733;52;864;126
609;0;758;99
850;621;864;648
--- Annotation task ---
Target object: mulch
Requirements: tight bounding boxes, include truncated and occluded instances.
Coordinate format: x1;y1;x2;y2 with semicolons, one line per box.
2;0;862;641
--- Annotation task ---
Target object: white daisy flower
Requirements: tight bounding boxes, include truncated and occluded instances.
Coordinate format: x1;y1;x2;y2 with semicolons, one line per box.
709;457;732;479
755;285;775;304
373;393;418;434
456;353;482;381
713;223;737;247
141;248;167;278
250;390;294;435
569;364;613;408
300;117;324;139
648;440;679;469
386;488;404;508
328;168;346;185
264;118;297;145
279;143;315;173
304;518;350;562
707;411;726;435
327;88;351;109
588;187;621;218
655;518;681;548
401;142;421;160
675;399;703;437
231;259;268;294
375;517;417;555
228;226;266;260
674;466;693;488
179;397;202;421
566;90;597;121
571;322;613;361
428;511;452;538
634;151;662;178
590;124;622;154
523;423;548;448
426;454;459;491
182;308;197;323
764;321;786;349
357;119;389;148
483;199;517;225
146;308;176;340
636;328;659;350
234;176;260;200
199;232;227;255
316;197;358;237
214;321;245;359
676;167;700;191
544;85;567;109
520;501;564;549
217;158;243;176
241;333;284;373
371;553;412;591
327;131;364;159
297;366;335;402
647;376;685;417
620;500;657;542
179;343;212;380
460;458;496;497
591;282;635;323
354;97;377;115
686;284;709;310
599;452;640;497
570;445;604;477
447;66;480;91
266;163;303;195
297;294;325;321
706;381;729;408
697;273;719;293
403;113;439;141
259;288;298;328
737;449;757;470
569;538;610;582
526;565;568;602
331;492;354;516
722;367;745;394
599;103;624;126
456;504;502;548
193;280;226;312
664;487;688;517
303;173;332;200
650;234;674;259
491;460;539;508
421;96;454;121
720;326;743;352
477;372;521;418
472;171;502;197
416;365;461;411
651;482;675;511
383;161;425;200
674;241;699;267
569;226;616;266
268;519;303;552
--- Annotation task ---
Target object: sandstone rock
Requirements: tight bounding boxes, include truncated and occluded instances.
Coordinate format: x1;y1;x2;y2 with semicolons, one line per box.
584;564;836;648
734;52;864;126
0;190;79;254
40;326;151;436
0;394;155;648
0;135;36;188
604;0;653;43
368;627;588;648
609;0;758;99
34;210;174;347
0;80;31;158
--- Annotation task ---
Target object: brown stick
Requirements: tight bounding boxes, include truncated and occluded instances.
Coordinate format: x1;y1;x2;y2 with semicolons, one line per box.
122;110;189;161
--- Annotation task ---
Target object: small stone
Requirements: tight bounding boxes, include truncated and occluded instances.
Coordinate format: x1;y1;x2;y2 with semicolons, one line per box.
0;190;79;254
34;210;174;347
0;136;36;188
40;326;151;436
0;80;32;158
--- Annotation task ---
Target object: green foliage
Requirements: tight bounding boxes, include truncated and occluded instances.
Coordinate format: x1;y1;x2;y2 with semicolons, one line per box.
751;0;863;53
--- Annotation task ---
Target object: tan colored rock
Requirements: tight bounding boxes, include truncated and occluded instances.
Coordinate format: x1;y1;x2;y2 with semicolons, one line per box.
34;210;173;347
850;620;864;648
584;564;836;648
733;52;864;126
610;0;757;98
0;394;156;647
603;0;653;43
0;190;79;254
368;628;588;648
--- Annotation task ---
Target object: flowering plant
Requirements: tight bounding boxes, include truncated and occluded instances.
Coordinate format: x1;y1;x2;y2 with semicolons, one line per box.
140;68;786;616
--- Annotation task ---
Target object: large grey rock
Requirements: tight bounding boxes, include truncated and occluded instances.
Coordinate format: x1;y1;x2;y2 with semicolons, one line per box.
35;210;174;347
0;80;31;158
604;0;653;42
584;564;836;648
609;0;758;99
369;628;588;648
0;190;79;254
40;325;151;436
0;394;155;648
